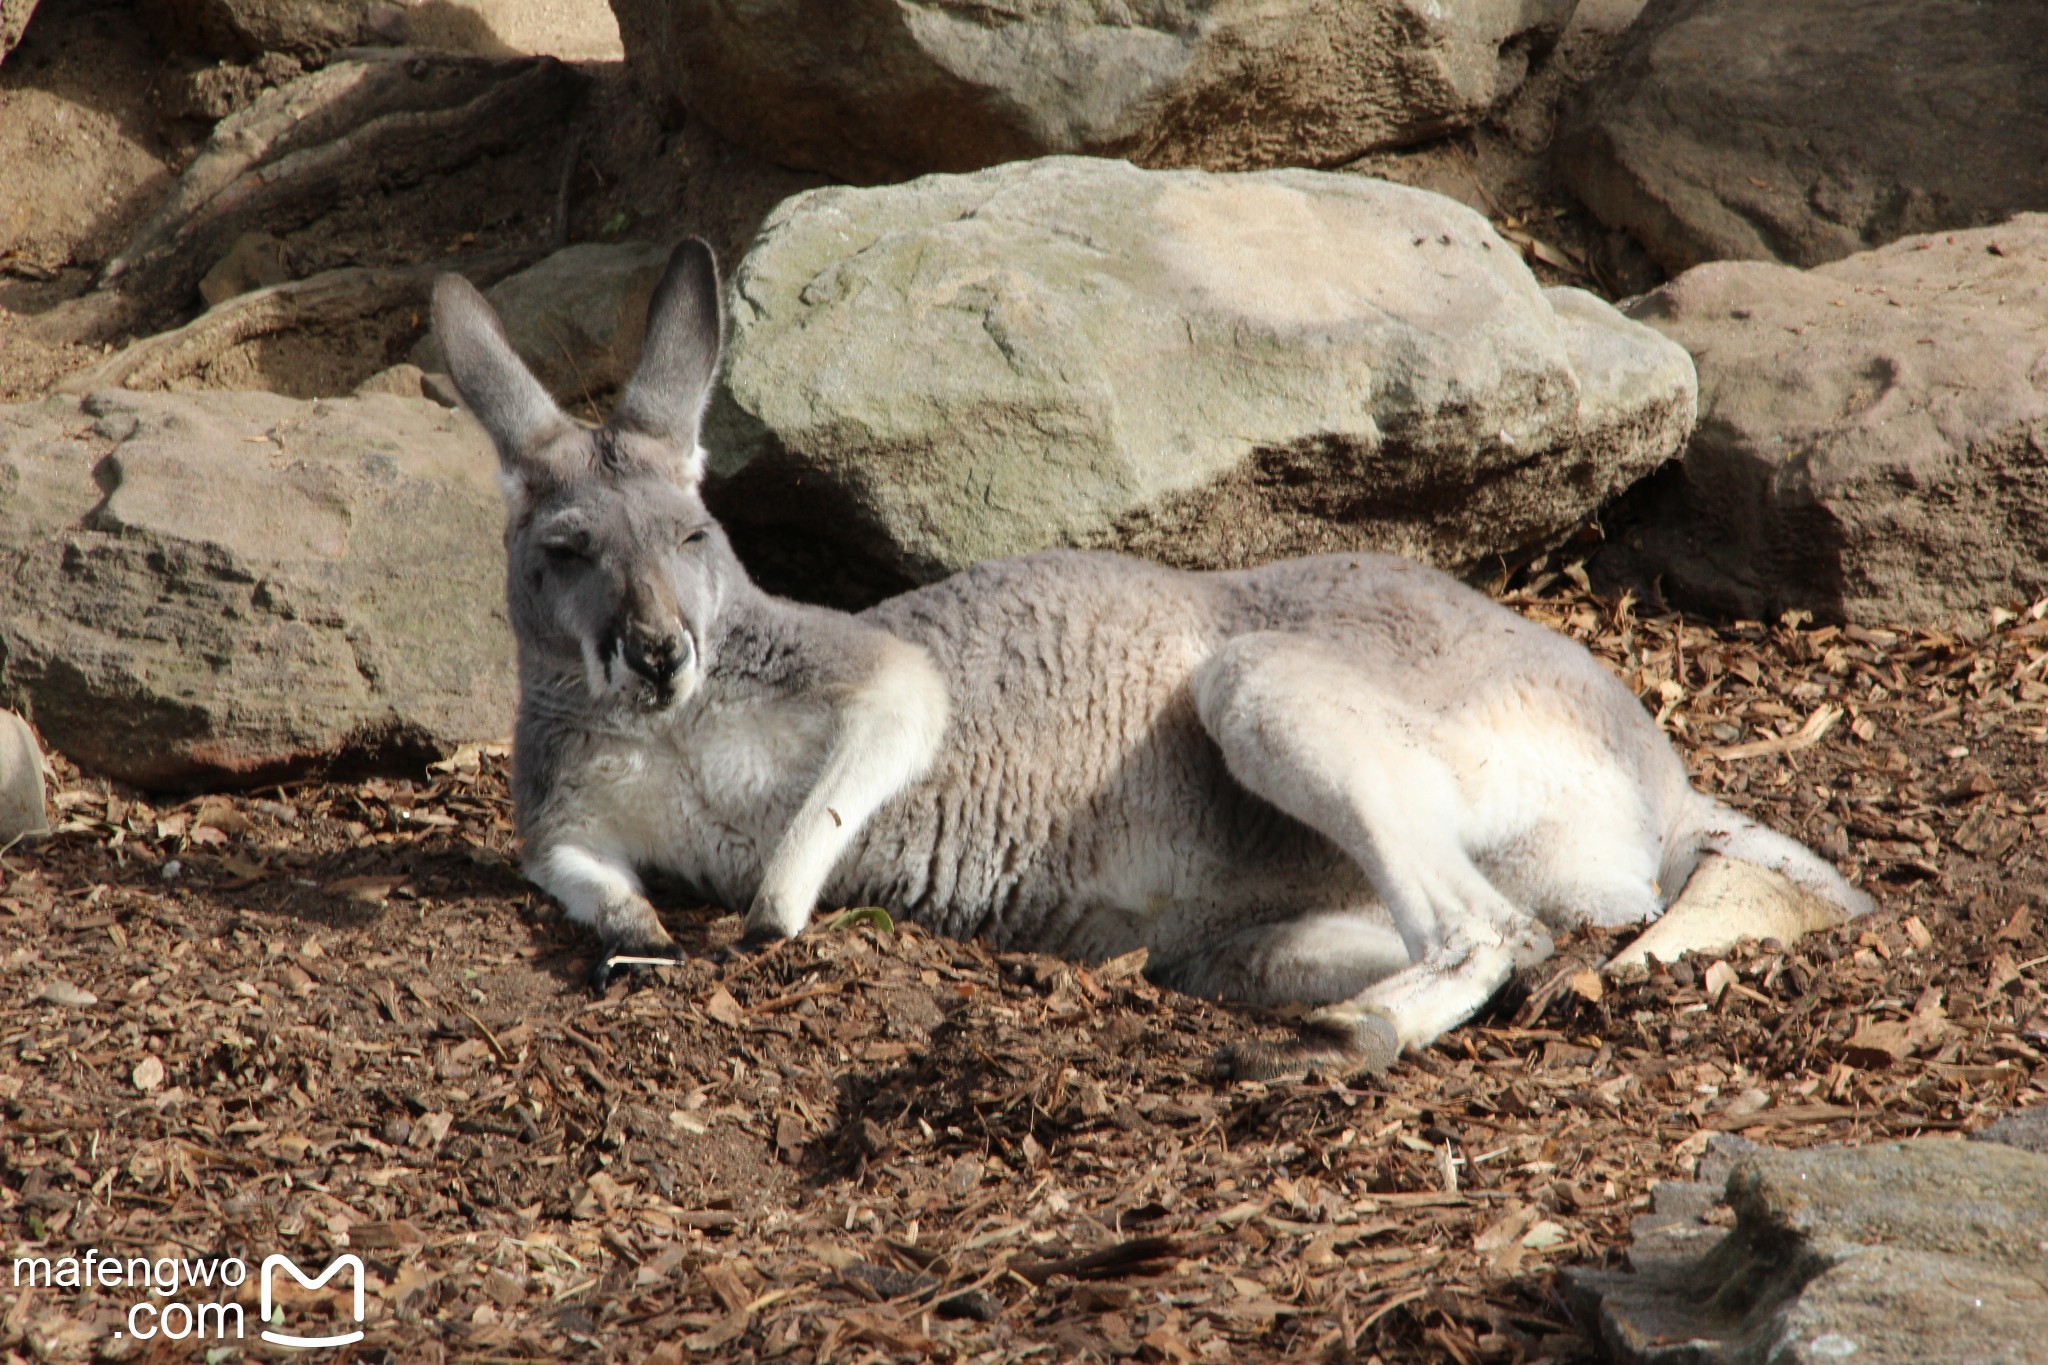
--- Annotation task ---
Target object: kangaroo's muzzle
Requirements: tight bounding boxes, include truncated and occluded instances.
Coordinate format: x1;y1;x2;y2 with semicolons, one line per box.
623;621;688;685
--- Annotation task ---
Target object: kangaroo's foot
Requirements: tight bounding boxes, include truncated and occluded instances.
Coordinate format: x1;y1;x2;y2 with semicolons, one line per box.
1218;1009;1401;1082
588;924;687;991
739;907;803;947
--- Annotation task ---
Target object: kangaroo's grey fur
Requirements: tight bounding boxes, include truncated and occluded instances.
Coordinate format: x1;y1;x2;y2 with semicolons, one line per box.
432;240;1872;1071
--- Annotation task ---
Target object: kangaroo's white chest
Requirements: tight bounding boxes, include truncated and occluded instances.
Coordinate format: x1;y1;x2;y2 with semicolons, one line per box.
575;694;834;906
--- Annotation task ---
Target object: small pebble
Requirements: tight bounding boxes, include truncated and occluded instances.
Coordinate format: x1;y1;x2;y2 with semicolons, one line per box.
38;980;98;1007
161;858;182;881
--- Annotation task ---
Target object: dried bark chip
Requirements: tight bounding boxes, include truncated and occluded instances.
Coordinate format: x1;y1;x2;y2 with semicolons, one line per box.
351;1218;426;1249
1841;1020;1914;1068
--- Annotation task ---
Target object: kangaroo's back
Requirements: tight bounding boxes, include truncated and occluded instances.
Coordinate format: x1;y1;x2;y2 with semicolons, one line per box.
834;548;1687;953
845;552;1276;948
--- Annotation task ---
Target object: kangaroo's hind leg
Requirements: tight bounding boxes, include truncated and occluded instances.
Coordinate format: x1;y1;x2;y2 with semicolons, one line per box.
1154;911;1414;1079
1192;635;1541;1071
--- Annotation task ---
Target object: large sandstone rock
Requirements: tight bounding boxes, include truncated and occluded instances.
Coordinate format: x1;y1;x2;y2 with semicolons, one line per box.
99;49;585;317
1600;217;2048;627
140;0;625;60
138;0;375;59
0;0;38;66
411;241;672;404
1974;1107;2048;1156
707;158;1697;591
404;0;623;61
608;0;1577;183
0;389;512;790
1558;0;2048;272
1569;1130;2048;1364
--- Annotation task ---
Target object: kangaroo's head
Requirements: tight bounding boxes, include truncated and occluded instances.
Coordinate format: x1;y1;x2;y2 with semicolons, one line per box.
433;240;739;713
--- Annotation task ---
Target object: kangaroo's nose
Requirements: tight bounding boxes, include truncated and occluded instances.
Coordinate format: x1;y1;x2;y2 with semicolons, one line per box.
623;623;685;684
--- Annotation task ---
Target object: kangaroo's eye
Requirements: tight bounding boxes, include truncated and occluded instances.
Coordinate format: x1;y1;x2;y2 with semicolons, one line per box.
542;542;588;568
682;528;709;546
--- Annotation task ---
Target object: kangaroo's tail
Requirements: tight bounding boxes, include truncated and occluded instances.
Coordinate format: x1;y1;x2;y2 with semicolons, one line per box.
1661;796;1874;918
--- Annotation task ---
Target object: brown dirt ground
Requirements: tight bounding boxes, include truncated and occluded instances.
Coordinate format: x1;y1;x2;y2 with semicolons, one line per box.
5;4;2046;1364
5;578;2044;1364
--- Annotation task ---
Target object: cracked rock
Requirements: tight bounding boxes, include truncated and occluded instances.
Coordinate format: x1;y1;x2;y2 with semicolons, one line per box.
1567;1130;2048;1365
0;389;512;789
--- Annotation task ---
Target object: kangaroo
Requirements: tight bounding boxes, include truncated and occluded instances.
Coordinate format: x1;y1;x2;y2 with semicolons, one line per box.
431;239;1872;1075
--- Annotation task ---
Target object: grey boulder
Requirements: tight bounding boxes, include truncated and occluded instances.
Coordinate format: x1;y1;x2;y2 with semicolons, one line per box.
412;240;674;406
137;0;376;59
0;0;38;67
609;0;1576;183
1973;1107;2048;1157
1569;1131;2048;1364
708;158;1697;591
1558;0;2048;272
0;389;512;790
0;710;49;844
1601;216;2048;627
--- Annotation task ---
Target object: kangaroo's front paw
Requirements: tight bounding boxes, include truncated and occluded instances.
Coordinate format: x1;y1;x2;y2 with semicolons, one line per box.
1505;920;1555;971
740;894;809;946
588;933;687;992
1217;1010;1402;1083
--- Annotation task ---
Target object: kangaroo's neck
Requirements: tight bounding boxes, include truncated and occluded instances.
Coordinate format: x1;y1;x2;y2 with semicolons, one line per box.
702;590;884;695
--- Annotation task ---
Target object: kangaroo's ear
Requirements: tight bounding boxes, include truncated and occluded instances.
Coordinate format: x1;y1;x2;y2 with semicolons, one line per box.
610;239;722;481
432;273;574;499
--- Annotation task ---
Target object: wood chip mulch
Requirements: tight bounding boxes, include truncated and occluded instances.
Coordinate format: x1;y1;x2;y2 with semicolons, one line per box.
4;573;2045;1364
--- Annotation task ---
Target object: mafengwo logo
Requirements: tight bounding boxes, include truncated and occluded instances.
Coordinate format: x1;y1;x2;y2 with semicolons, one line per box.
260;1254;366;1349
13;1249;366;1349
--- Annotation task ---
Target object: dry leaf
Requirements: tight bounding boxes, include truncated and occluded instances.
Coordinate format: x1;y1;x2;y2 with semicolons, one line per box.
386;1264;436;1307
840;1310;938;1355
1988;953;2023;994
1711;703;1842;760
683;1308;749;1353
1473;1204;1537;1253
704;987;744;1027
351;1219;425;1249
1095;945;1150;983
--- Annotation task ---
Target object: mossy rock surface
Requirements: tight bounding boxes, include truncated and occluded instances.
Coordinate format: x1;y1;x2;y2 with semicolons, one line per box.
710;157;1697;590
